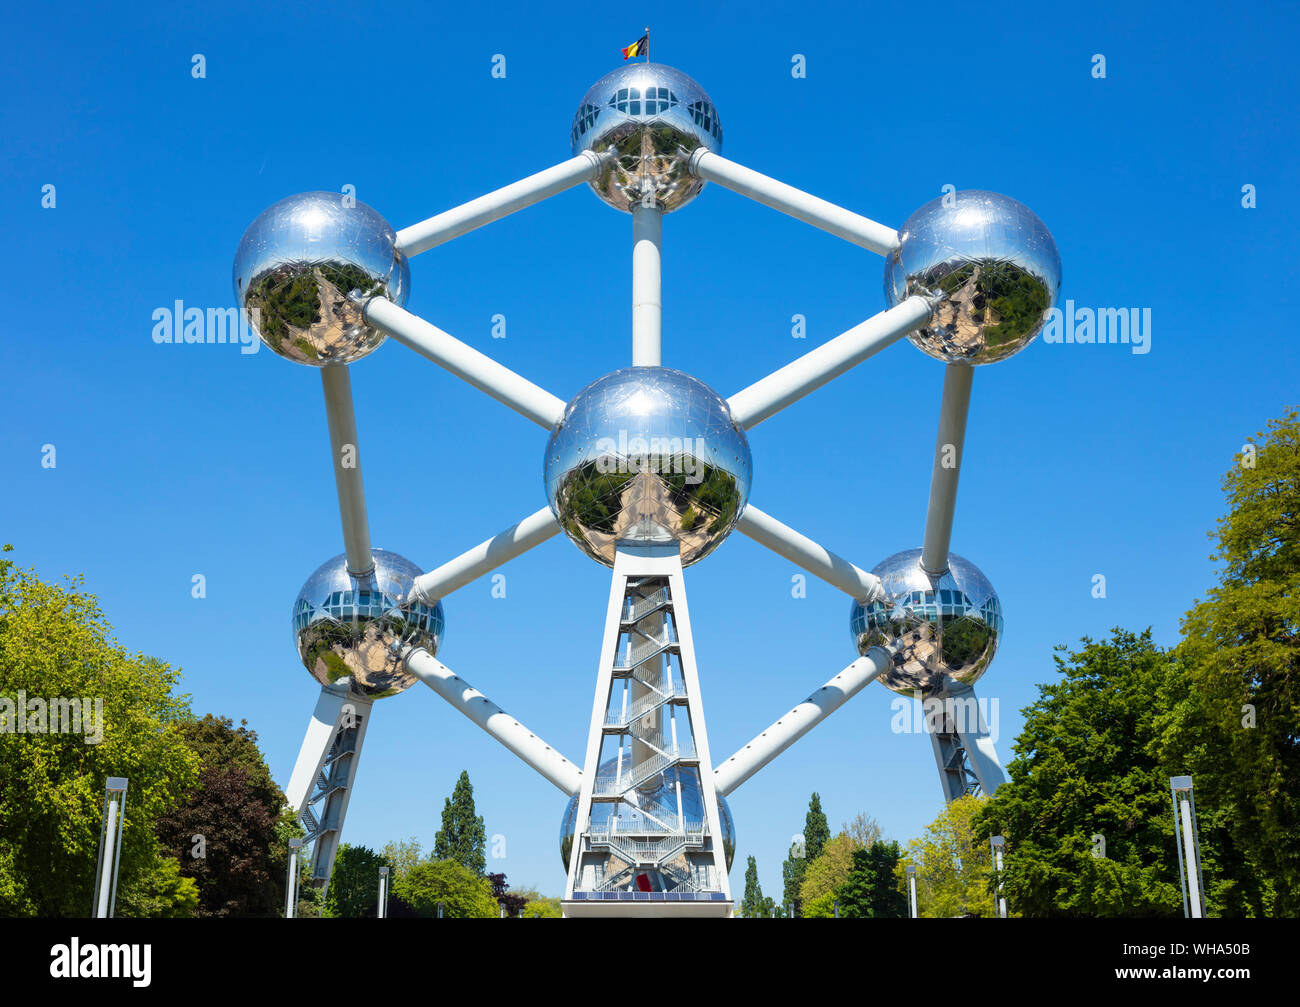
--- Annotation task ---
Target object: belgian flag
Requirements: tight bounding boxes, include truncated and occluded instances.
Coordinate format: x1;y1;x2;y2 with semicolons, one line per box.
621;34;648;60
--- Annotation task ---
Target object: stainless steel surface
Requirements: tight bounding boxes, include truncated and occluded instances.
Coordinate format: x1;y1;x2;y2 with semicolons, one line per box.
571;63;722;213
234;191;410;365
544;366;752;568
884;190;1060;365
293;548;444;699
850;548;1002;696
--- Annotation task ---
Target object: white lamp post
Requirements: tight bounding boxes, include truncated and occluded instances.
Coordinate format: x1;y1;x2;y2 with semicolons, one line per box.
990;835;1007;918
285;837;302;918
91;777;128;918
377;865;389;919
1170;776;1205;918
906;864;918;919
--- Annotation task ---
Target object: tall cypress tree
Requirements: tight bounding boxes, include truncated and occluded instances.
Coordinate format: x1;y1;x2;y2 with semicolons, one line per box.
433;770;486;875
804;793;831;862
781;792;832;916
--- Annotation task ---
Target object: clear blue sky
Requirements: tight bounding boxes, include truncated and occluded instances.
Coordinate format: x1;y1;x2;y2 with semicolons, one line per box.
4;0;1297;901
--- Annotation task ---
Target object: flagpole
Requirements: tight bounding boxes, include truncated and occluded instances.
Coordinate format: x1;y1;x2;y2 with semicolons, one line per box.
645;27;650;63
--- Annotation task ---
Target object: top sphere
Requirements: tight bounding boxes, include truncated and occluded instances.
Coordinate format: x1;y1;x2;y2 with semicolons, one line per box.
850;548;1003;697
883;190;1060;365
292;548;444;700
544;367;751;568
571;63;722;213
233;191;410;366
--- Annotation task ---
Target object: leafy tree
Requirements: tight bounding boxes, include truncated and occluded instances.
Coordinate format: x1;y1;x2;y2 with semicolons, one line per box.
518;892;562;918
839;841;906;918
906;794;997;918
433;771;486;875
380;837;424;885
800;833;859;915
488;872;527;917
323;844;391;918
155;715;287;917
780;842;805;918
0;549;200;916
1167;409;1299;914
395;859;498;918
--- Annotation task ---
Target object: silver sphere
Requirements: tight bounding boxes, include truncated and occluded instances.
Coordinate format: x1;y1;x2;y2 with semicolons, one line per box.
884;190;1061;365
571;63;722;213
850;548;1003;697
292;548;444;700
233;191;410;365
559;766;735;873
544;367;751;568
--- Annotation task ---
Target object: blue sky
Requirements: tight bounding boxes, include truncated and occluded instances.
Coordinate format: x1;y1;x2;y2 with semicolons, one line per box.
3;0;1297;902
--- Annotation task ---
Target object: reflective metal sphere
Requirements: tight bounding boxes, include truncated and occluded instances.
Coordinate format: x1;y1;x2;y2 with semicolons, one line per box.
884;190;1061;365
571;63;722;213
850;548;1003;697
544;367;752;568
233;191;410;365
559;766;735;872
292;549;444;700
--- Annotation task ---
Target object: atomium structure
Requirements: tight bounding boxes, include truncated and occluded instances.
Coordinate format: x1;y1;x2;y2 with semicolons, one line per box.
237;59;1061;918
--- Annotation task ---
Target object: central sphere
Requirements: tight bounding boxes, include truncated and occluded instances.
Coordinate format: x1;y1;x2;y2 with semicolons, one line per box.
850;549;1003;697
883;190;1060;365
292;549;444;700
571;63;722;213
544;367;751;568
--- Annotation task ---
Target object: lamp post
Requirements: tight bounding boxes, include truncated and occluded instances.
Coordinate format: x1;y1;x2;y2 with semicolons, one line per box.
990;835;1007;919
91;777;128;918
906;864;918;919
378;866;389;919
285;838;302;918
1170;776;1205;918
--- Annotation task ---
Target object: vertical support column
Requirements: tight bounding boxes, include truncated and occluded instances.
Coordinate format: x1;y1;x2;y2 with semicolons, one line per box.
927;681;1006;803
921;363;973;576
632;203;663;366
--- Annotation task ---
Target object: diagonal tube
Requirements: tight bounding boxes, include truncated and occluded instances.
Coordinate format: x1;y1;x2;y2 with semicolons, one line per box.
920;363;974;575
321;365;374;576
404;648;582;796
727;295;933;429
690;149;900;256
737;504;883;602
395;152;604;258
410;507;560;604
363;298;566;429
714;649;891;796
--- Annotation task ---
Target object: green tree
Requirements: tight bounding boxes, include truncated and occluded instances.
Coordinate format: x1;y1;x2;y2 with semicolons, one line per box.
781;792;832;916
518;892;562;918
907;794;997;918
380;837;424;886
839;841;906;918
739;855;774;917
323;844;391;918
800;833;859;915
1167;409;1299;914
155;715;287;917
395;859;498;918
433;771;486;875
0;550;200;916
804;793;830;861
